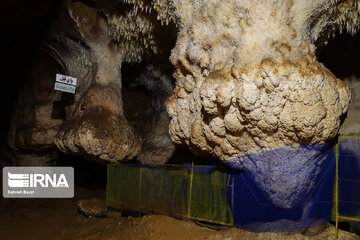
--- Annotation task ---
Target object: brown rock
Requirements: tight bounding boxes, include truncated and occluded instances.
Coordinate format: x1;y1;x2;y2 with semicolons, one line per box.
54;1;142;163
77;198;107;218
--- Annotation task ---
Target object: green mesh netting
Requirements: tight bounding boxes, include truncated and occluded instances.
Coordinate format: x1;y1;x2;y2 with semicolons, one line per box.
106;164;233;226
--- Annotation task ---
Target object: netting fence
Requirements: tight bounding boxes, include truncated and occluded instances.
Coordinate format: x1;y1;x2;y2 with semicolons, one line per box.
334;133;360;238
106;134;360;235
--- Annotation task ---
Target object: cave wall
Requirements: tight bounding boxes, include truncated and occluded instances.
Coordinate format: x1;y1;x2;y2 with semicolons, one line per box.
1;0;360;168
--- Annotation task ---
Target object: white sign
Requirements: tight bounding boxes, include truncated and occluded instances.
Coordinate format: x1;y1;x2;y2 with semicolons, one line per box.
55;82;76;94
56;73;77;86
55;74;77;94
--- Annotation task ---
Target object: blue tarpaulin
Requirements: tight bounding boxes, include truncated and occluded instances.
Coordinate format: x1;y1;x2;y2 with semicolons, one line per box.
224;142;336;232
338;137;360;219
107;136;360;232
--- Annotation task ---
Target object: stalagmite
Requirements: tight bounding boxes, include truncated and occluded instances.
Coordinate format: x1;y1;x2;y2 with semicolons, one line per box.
55;1;143;163
165;0;359;160
162;0;359;207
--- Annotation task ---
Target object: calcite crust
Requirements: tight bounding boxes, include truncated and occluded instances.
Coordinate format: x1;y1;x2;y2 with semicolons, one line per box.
165;0;357;160
167;55;350;160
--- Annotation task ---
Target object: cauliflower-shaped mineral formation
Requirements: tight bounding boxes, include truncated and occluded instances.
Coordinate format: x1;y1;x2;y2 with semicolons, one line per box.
166;0;358;160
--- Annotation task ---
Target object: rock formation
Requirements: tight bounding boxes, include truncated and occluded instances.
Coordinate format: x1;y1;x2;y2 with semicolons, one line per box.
161;0;359;207
165;0;359;160
340;76;360;134
8;0;178;165
123;62;176;165
53;0;159;163
6;0;360;173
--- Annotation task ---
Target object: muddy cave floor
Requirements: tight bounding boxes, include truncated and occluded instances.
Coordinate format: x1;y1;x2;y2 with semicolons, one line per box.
0;184;358;240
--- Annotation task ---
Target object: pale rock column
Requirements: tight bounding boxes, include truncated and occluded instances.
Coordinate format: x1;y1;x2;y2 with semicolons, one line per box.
55;1;141;163
165;0;358;160
162;0;359;207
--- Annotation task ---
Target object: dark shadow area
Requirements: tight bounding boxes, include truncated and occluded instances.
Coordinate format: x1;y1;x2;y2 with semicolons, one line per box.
56;151;107;189
0;0;62;148
318;32;360;236
318;32;360;79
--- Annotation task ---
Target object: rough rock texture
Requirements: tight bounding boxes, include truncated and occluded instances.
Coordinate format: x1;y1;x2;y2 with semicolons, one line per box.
136;112;175;164
301;223;329;237
105;1;160;63
6;0;177;165
168;56;350;160
54;1;143;163
124;63;176;165
51;0;181;163
55;91;141;163
6;0;360;168
77;198;107;218
340;76;360;134
165;0;358;160
157;0;360;208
